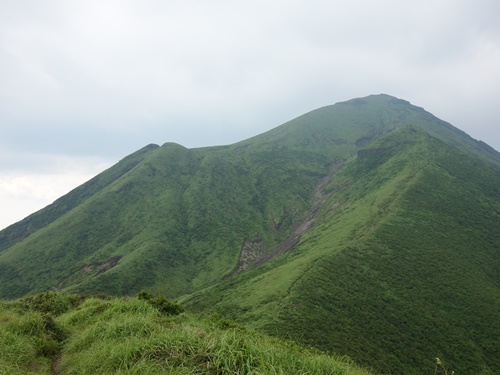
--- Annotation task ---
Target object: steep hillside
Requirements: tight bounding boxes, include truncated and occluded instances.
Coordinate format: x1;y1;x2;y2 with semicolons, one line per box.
0;94;499;374
0;140;330;298
0;144;159;253
1;94;497;300
184;126;500;374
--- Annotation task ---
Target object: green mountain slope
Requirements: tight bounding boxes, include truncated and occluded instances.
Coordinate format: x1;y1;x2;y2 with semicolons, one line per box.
184;126;500;374
2;94;497;300
0;144;159;253
0;94;499;374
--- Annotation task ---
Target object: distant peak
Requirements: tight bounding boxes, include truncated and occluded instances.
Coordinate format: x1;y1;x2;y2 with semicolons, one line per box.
160;142;188;149
340;94;409;104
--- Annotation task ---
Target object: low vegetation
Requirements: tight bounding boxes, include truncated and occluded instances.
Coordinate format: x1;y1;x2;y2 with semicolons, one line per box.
0;292;374;375
184;128;500;374
1;95;499;374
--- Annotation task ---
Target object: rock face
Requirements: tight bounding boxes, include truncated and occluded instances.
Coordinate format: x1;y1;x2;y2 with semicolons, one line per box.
82;256;122;275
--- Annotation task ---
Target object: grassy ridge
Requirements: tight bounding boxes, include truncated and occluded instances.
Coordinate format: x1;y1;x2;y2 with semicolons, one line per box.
1;95;499;374
184;127;500;374
0;144;159;253
1;94;497;300
0;138;332;299
0;292;374;375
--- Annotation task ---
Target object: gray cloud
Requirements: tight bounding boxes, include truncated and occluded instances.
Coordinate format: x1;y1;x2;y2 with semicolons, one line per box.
1;0;500;227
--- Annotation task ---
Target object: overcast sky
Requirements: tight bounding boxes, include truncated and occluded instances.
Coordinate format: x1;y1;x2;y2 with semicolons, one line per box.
1;0;499;230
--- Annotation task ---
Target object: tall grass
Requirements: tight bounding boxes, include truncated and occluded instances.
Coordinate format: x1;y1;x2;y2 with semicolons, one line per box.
58;296;374;374
0;301;52;374
1;294;375;374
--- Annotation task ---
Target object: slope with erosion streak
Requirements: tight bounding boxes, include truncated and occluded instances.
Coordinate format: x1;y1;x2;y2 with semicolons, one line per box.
184;126;500;375
183;126;432;321
278;144;500;374
1;94;499;301
0;137;337;298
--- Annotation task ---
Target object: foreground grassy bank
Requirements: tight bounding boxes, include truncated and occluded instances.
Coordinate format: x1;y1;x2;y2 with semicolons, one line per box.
0;292;374;375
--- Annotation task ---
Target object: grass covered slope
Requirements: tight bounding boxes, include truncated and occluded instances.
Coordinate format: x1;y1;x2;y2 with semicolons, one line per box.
184;127;500;374
0;292;374;375
274;134;500;374
0;138;333;299
0;144;159;253
2;94;479;299
1;94;499;374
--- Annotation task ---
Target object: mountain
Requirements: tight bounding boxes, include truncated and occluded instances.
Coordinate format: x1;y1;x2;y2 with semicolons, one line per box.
185;125;500;374
1;94;499;374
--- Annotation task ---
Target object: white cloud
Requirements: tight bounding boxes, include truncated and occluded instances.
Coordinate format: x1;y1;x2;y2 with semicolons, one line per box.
0;173;85;230
0;154;112;230
0;0;499;228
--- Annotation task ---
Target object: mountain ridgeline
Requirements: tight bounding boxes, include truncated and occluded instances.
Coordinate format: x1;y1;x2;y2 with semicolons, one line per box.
1;94;499;374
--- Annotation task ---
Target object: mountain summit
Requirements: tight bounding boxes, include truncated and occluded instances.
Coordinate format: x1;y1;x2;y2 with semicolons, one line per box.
1;94;499;374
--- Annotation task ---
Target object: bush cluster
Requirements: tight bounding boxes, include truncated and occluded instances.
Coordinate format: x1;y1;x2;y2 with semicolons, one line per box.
136;290;184;315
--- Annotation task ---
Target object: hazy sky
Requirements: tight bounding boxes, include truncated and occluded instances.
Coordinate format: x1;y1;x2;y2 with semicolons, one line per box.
1;0;499;229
